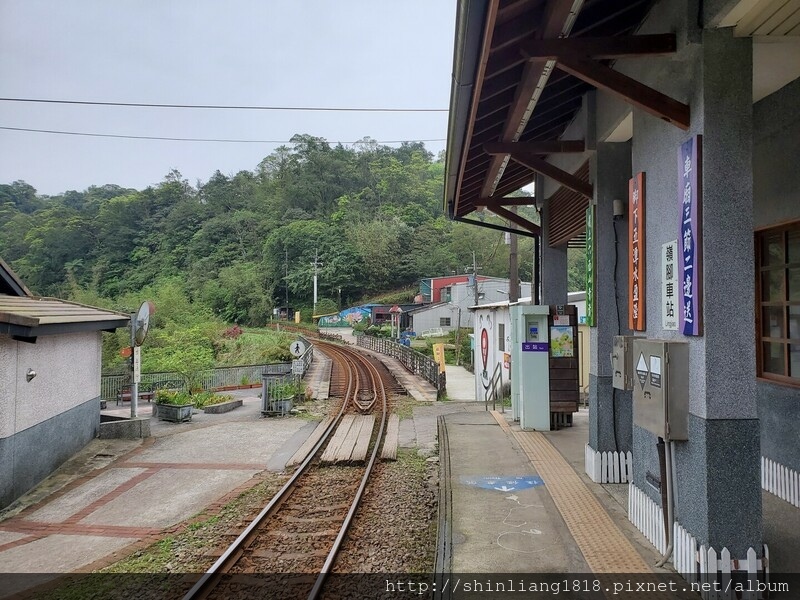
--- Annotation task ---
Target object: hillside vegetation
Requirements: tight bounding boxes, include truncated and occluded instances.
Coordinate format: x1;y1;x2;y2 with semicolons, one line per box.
1;135;545;327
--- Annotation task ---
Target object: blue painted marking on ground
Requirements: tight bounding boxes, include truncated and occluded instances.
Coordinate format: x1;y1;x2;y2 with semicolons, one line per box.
459;475;545;492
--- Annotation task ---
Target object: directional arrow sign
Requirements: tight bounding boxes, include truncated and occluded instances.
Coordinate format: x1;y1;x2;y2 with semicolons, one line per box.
636;352;649;390
459;475;545;492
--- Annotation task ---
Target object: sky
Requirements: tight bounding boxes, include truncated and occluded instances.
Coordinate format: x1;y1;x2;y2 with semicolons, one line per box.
0;1;457;196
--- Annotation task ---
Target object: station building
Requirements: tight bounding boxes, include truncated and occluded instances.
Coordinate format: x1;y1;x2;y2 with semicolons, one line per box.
0;260;129;509
444;0;799;581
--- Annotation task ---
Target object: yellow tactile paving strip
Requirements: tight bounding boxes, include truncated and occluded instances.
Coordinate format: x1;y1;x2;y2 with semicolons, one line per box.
490;411;683;599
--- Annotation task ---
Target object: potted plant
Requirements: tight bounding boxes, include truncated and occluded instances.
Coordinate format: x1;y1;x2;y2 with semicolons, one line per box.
154;389;194;423
264;379;303;416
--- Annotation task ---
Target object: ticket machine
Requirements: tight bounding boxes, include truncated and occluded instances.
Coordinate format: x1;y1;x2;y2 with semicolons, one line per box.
510;305;551;430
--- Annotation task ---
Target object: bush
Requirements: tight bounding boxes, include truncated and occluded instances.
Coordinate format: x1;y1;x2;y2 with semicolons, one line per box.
269;380;305;400
155;389;193;406
155;389;232;408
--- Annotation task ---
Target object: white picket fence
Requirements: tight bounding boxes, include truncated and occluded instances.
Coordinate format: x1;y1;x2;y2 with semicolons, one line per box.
761;455;800;507
584;444;632;483
629;482;769;600
628;482;668;555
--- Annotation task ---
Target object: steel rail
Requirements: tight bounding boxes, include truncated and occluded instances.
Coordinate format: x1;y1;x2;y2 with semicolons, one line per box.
183;340;388;600
182;344;354;600
307;345;389;600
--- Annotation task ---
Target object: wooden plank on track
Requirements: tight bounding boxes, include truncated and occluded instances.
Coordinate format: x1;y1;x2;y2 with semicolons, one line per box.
334;415;366;463
381;414;400;461
287;416;334;468
350;415;376;463
320;414;356;463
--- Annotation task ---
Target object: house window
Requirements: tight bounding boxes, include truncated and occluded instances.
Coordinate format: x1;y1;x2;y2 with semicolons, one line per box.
756;222;800;384
498;323;505;351
443;287;452;302
439;317;451;327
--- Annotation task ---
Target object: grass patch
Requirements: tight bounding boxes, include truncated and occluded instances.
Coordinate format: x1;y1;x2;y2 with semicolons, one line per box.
392;396;424;419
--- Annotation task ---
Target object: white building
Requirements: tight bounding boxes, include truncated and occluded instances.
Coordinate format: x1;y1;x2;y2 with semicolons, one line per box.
0;259;129;509
408;277;532;334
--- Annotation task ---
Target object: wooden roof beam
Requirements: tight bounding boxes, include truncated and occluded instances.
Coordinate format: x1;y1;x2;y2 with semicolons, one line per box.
481;201;541;234
475;195;535;206
555;54;690;130
520;34;677;60
485;140;585;155
510;154;593;198
480;0;580;198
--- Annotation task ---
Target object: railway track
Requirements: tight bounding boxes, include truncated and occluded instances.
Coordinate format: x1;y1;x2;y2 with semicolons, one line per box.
183;340;394;600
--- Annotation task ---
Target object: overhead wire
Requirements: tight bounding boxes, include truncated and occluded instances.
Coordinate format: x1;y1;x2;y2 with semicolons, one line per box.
0;126;446;145
0;97;448;112
0;97;448;144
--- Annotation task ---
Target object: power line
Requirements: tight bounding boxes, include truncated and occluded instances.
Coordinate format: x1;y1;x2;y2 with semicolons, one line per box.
0;97;448;112
0;125;446;145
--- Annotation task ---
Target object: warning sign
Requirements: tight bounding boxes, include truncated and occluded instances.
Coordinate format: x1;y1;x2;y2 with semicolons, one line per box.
649;355;662;388
636;353;648;390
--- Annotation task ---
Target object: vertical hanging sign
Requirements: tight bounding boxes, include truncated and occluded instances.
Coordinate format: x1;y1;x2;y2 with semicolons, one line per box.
678;136;703;336
585;205;595;327
662;240;678;330
628;172;646;331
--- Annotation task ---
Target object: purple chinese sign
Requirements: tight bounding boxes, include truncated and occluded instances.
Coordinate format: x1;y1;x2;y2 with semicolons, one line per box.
522;342;549;352
678;136;703;336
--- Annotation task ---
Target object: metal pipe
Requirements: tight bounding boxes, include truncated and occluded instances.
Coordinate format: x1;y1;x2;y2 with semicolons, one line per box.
656;440;675;567
533;234;541;305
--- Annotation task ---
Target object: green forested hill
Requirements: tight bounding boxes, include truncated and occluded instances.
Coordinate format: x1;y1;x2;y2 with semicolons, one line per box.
0;134;541;325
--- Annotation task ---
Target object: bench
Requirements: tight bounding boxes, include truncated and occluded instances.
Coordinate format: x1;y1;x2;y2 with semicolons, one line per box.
116;380;184;405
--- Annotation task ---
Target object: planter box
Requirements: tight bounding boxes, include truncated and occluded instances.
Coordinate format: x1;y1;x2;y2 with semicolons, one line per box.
261;398;293;417
203;398;243;414
155;403;193;423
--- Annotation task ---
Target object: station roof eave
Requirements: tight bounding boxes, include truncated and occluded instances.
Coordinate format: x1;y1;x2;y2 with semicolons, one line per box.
444;0;675;241
468;296;533;311
0;294;130;342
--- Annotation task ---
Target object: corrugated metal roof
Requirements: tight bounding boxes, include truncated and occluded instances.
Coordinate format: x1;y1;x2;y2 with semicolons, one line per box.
0;294;129;328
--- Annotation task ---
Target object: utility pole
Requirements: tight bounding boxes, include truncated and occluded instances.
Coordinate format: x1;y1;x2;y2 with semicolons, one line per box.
311;249;323;316
472;251;479;306
509;207;520;302
284;248;289;319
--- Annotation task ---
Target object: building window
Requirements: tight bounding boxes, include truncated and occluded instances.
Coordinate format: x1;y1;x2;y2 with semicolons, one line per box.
498;323;505;352
440;317;451;327
443;287;452;302
756;222;800;384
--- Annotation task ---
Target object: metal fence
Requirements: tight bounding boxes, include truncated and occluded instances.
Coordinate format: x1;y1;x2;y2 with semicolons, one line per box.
100;362;292;401
356;335;446;397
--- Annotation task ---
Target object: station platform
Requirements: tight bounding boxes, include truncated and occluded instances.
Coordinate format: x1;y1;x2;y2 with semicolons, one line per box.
0;335;797;599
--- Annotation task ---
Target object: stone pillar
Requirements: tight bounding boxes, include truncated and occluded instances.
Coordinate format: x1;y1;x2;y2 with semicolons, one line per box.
673;28;760;556
588;142;633;467
540;198;568;306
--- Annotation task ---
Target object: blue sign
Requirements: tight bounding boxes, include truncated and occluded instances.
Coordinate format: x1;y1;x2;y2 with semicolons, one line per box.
460;475;545;492
522;342;549;352
678;136;703;336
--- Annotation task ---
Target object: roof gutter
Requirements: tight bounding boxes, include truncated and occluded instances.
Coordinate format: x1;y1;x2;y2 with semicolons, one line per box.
444;0;488;219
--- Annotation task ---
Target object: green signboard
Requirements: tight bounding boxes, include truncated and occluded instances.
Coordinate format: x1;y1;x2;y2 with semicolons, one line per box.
585;205;595;327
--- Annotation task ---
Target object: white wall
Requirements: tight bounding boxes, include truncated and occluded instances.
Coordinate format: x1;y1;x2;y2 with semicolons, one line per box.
0;332;102;439
473;305;513;402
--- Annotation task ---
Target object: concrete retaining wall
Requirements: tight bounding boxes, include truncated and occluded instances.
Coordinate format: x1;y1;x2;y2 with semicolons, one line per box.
203;399;243;414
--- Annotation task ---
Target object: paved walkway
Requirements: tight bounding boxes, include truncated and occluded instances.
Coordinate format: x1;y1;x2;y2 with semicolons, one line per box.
445;365;477;401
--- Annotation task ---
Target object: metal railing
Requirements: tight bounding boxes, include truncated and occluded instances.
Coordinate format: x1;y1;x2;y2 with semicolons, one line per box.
484;362;504;412
356;335;446;397
100;362;292;400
